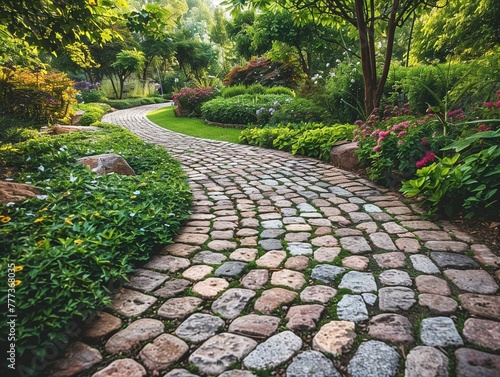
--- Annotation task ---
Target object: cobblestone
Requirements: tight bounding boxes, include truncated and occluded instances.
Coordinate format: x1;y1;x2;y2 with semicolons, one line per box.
52;104;500;377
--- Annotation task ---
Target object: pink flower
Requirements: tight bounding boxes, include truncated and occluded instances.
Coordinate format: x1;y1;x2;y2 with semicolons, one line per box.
373;145;381;152
416;151;436;169
397;131;407;138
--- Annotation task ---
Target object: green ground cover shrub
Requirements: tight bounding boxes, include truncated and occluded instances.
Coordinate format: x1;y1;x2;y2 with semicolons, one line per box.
268;97;331;125
240;122;355;160
0;123;192;374
222;85;293;98
106;96;165;110
201;94;291;125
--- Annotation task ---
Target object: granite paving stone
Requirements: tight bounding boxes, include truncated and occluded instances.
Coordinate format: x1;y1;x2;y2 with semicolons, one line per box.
338;271;377;293
347;340;400;377
430;252;479;268
241;269;269;290
454;347;500;377
337;294;369;322
211;288;256;319
444;269;498;294
158;297;204;319
139;334;189;372
420;317;463;347
91;358;147;377
379;269;412;286
228;314;280;339
286;350;341;377
153;278;191;298
463;318;500;351
313;320;356;357
311;264;346;283
418;294;458;315
105;319;164;355
404;346;449;377
59;103;500;377
367;313;414;344
415;275;451;296
243;331;302;370
378;287;416;311
188;333;257;375
108;289;157;317
175;313;225;342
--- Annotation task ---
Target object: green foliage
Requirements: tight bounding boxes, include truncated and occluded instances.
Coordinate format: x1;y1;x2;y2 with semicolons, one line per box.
224;57;300;88
222;85;293;98
240;122;355;160
401;132;500;217
0;66;77;125
201;94;291;125
269;97;330;125
0;123;192;372
80;89;106;103
106;97;166;110
222;85;248;98
172;86;219;117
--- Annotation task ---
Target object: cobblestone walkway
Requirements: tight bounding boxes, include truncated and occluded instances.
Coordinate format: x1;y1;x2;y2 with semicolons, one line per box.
51;103;500;377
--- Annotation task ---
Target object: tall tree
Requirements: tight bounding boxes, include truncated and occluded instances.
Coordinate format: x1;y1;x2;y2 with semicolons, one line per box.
224;0;441;115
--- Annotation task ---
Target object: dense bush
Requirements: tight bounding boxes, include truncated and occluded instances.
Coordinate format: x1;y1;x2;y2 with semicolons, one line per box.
201;94;291;125
222;84;293;98
0;66;77;124
106;96;165;110
74;81;106;103
269;97;331;125
222;85;247;98
240;122;355;160
172;86;218;117
223;57;300;88
0;123;192;374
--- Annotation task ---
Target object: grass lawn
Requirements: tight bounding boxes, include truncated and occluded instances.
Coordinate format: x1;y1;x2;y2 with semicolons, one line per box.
147;106;243;144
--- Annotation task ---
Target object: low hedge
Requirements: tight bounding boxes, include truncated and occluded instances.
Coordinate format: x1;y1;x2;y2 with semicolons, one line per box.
240;122;355;160
106;96;166;109
201;94;291;125
0;123;192;375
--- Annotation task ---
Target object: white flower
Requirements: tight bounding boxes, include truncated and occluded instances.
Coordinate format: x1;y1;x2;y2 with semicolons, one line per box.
133;190;140;195
129;213;136;217
6;202;15;207
26;157;31;162
37;195;48;200
38;165;45;172
69;173;77;183
351;79;355;83
326;63;330;67
5;178;13;182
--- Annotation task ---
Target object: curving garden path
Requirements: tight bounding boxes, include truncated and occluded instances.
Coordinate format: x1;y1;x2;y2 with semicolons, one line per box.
50;103;500;377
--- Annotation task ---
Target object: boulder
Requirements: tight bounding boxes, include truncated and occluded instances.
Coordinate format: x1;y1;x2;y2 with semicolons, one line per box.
77;153;136;176
329;142;360;170
0;181;42;204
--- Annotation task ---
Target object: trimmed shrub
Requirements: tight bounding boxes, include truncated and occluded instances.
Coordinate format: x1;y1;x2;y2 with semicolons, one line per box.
172;86;218;117
106;97;166;110
269;97;330;125
222;85;247;98
201;94;292;125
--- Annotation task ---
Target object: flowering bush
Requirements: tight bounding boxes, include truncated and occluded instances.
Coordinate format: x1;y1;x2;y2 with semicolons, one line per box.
172;86;218;116
0;66;77;124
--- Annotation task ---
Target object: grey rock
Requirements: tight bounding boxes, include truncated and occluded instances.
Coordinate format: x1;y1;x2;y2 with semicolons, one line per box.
154;279;191;298
455;347;500;377
347;340;400;377
379;287;415;311
260;229;286;239
430;252;479;269
420;317;464;347
339;271;377;293
337;295;368;322
164;369;200;377
214;261;248;277
286;350;341;377
311;265;346;283
189;333;257;376
211;288;256;319
259;238;283;251
288;242;313;256
409;255;440;274
175;313;225;343
379;269;412;287
340;236;372;254
192;250;227;265
243;331;302;370
362;293;377;306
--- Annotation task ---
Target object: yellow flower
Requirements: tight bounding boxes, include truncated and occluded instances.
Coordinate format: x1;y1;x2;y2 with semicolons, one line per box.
74;239;83;245
14;266;23;272
1;216;11;223
37;240;44;246
130;195;137;199
65;218;73;225
94;212;100;217
34;217;44;223
12;280;21;287
139;182;147;187
40;207;48;212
